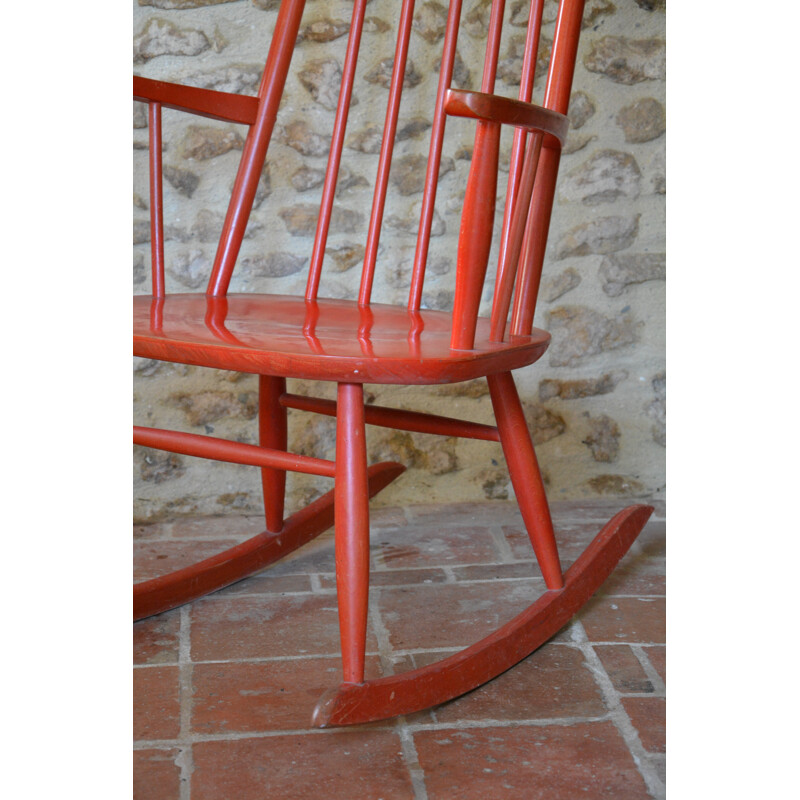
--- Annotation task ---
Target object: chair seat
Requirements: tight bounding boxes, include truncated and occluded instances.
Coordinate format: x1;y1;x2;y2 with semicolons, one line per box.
133;293;551;384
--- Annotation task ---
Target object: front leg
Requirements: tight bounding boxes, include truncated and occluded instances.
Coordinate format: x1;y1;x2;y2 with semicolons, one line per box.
335;382;371;684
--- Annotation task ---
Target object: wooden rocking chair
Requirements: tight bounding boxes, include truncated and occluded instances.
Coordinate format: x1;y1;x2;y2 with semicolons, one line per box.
133;0;653;727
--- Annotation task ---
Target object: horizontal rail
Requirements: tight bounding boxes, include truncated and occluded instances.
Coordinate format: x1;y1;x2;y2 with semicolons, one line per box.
444;89;568;148
280;394;501;442
134;425;336;477
133;76;259;125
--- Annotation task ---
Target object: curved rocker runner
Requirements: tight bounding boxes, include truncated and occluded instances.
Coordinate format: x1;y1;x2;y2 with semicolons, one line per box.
133;0;655;726
133;461;406;621
312;505;652;727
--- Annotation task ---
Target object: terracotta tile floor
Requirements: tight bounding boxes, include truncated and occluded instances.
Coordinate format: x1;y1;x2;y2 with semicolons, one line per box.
134;498;666;799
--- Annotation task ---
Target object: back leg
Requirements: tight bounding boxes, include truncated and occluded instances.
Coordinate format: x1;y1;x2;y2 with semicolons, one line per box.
487;371;564;590
259;375;287;533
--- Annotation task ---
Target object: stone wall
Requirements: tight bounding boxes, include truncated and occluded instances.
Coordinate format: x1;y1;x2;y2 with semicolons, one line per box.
133;0;666;523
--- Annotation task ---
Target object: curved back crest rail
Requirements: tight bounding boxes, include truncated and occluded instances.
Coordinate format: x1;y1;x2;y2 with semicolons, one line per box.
133;0;654;727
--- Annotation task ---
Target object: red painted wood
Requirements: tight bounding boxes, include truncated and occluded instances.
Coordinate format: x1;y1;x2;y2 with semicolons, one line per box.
494;0;545;324
488;371;563;589
450;119;501;350
449;0;507;351
306;0;368;301
312;505;653;727
279;393;501;442
489;132;543;341
133;294;551;384
444;90;568;146
148;295;164;334
205;0;307;298
133;0;655;727
359;0;417;305
511;0;586;335
335;384;371;684
510;145;561;336
133;462;405;620
133;76;259;125
133;425;337;477
259;375;287;533
148;102;165;298
480;0;506;94
408;0;464;312
543;0;586;116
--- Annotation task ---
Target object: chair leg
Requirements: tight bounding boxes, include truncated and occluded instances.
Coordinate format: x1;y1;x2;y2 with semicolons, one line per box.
487;371;564;590
335;382;371;684
259;375;287;533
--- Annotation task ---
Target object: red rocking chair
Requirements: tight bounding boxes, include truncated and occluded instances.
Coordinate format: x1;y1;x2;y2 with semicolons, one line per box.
134;0;653;726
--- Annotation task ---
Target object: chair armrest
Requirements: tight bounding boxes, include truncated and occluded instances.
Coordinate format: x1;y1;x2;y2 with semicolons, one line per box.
133;76;259;125
443;89;568;148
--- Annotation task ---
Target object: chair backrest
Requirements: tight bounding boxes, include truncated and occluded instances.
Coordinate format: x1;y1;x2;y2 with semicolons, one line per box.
134;0;586;351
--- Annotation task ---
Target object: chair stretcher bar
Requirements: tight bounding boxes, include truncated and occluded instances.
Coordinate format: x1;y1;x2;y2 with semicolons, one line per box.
133;425;336;477
279;393;501;442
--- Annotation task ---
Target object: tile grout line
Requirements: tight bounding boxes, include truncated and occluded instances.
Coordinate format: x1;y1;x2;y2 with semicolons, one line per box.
441;566;457;584
367;587;395;680
368;592;429;800
309;573;324;594
395;724;429;800
631;645;666;695
133;725;397;747
185;583;662;597
135;638;668;670
401;713;613;734
133;641;665;669
133;711;631;747
573;621;665;800
489;525;517;563
177;605;194;800
133;581;663;601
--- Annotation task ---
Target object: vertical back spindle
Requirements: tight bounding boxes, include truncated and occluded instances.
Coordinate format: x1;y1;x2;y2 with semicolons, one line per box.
306;0;369;301
206;0;308;298
489;0;545;341
510;0;585;336
489;131;544;342
407;0;464;312
357;306;375;357
149;296;164;334
148;102;165;298
358;0;417;306
302;301;325;356
449;0;506;350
